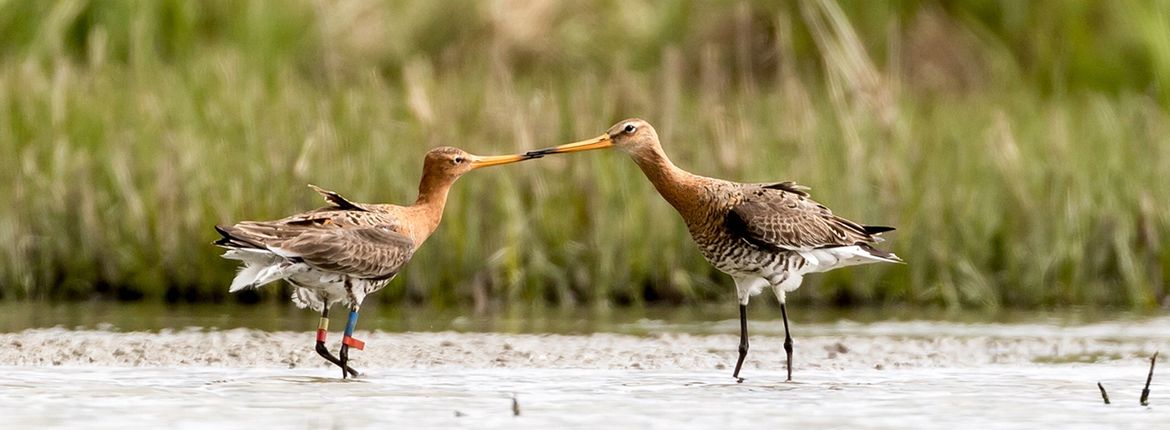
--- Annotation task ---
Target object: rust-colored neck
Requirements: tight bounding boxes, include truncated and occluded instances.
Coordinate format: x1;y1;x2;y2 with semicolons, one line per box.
629;144;700;213
409;169;457;243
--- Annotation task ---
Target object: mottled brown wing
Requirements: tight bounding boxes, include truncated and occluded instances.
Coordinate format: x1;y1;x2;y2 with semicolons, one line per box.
725;185;874;252
216;185;388;249
274;226;416;280
215;214;347;248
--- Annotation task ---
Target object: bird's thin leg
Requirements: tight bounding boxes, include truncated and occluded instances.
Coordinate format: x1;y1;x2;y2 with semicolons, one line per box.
339;308;365;379
313;307;360;378
780;303;793;382
732;303;749;383
313;307;339;364
338;342;348;379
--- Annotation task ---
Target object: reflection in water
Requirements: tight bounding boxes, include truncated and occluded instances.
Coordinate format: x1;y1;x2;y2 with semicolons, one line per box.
0;366;1164;429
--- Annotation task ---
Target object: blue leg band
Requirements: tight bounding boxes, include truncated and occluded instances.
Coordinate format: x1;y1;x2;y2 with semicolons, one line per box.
344;311;359;337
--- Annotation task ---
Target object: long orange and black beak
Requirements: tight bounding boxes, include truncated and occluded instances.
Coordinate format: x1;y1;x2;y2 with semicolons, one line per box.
469;152;540;169
524;133;613;157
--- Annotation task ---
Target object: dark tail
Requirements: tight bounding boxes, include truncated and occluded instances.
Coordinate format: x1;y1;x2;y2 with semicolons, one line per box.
213;225;263;248
863;225;896;235
857;243;903;263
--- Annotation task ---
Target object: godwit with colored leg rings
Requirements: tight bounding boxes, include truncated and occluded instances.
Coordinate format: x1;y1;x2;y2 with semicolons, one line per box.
214;147;535;378
527;119;901;382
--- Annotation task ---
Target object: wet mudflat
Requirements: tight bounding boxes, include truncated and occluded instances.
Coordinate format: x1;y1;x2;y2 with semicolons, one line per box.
0;365;1163;429
0;304;1165;429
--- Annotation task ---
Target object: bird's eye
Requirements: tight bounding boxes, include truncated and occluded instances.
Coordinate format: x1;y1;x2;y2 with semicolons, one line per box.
453;156;465;164
623;124;637;134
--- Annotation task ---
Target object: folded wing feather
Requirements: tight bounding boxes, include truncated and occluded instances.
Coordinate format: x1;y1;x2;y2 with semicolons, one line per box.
725;184;887;253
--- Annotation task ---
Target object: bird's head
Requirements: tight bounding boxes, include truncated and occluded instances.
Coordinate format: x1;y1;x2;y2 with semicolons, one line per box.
423;146;536;179
525;118;660;158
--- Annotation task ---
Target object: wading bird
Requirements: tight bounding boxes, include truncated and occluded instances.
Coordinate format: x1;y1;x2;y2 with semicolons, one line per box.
214;147;534;378
527;119;900;382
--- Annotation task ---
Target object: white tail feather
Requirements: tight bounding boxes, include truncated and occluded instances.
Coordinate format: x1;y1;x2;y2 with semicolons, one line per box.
229;263;266;292
799;245;900;274
223;249;298;292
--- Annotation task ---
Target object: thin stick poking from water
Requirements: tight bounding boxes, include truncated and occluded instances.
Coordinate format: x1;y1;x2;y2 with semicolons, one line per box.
1098;382;1111;405
1141;351;1158;406
512;394;521;416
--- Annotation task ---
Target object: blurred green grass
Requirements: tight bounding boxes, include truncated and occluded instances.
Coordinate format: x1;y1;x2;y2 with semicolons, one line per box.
1;0;1167;309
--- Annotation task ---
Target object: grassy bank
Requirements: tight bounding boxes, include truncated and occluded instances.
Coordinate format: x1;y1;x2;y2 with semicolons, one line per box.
1;1;1168;309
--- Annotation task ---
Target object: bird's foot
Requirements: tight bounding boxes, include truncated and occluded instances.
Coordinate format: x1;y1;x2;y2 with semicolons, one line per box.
316;341;360;378
337;309;365;379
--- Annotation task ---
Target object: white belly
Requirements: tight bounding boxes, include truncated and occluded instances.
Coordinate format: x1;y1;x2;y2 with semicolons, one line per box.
714;243;897;303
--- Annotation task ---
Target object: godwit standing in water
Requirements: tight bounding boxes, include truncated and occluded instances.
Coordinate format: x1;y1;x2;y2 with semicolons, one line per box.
214;147;534;378
527;119;900;382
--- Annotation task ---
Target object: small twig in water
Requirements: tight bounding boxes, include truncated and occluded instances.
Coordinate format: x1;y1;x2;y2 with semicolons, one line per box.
1098;382;1111;405
1141;352;1158;406
512;394;521;416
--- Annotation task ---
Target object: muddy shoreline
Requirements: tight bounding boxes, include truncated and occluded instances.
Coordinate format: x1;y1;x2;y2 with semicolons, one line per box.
0;328;1160;371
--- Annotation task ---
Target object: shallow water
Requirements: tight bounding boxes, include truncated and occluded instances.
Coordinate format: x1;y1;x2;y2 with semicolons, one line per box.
1;303;1166;428
1;365;1163;429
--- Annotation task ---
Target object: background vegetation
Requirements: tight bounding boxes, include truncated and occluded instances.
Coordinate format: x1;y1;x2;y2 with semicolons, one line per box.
2;0;1168;310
